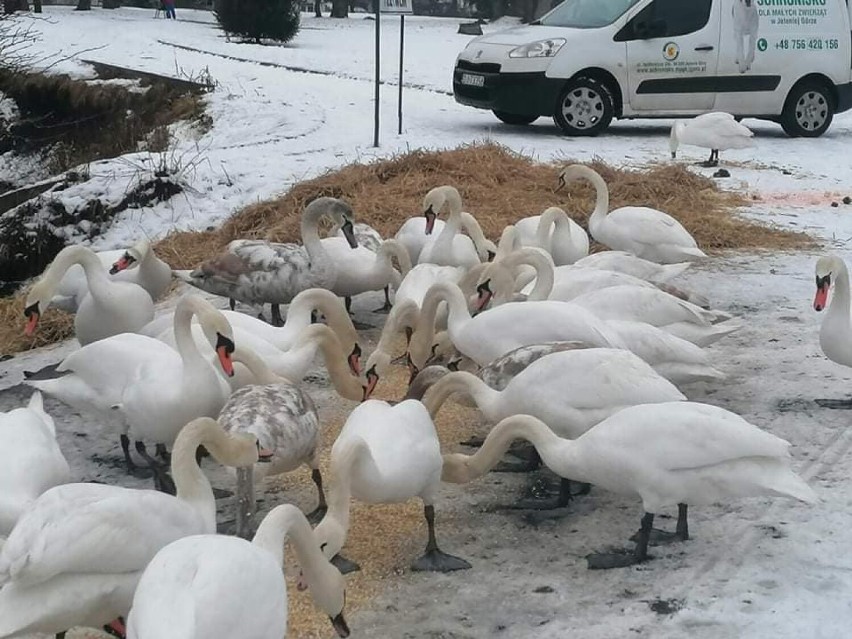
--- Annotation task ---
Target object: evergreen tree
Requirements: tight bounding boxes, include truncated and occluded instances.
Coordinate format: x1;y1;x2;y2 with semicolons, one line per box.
215;0;301;44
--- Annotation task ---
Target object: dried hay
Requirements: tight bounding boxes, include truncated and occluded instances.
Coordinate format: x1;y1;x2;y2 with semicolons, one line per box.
155;141;812;270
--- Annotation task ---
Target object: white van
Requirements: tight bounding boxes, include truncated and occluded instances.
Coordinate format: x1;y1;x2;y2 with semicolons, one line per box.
453;0;852;137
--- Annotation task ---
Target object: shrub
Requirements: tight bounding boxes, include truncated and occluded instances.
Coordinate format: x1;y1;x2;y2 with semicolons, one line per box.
215;0;301;44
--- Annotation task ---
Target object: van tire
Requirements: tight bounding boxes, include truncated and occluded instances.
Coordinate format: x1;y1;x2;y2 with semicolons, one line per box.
493;110;539;125
553;77;613;137
780;80;835;138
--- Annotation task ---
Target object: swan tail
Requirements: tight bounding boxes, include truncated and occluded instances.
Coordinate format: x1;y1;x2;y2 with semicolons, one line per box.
653;262;692;282
657;363;726;385
769;470;818;505
673;319;742;347
677;247;708;262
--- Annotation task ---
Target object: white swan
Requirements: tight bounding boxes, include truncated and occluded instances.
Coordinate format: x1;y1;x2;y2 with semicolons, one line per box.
442;404;816;568
670;112;754;167
558;165;707;264
813;255;852;407
179;197;358;325
51;239;171;313
407;281;623;371
28;295;235;471
574;250;691;282
570;285;739;346
24;245;155;345
126;504;349;639
219;347;328;531
319;237;412;313
416;186;495;267
142;287;358;358
312;399;470;573
0;392;70;537
514;206;589;265
0;417;268;638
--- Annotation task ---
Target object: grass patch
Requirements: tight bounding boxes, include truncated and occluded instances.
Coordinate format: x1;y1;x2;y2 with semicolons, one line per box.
157;141;811;270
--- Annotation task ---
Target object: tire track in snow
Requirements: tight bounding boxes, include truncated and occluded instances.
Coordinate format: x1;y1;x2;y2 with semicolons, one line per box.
156;39;454;96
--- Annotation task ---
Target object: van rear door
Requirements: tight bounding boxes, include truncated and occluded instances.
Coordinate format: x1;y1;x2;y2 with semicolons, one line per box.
616;0;721;113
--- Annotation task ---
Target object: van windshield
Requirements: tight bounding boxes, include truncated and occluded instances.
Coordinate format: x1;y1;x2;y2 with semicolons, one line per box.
539;0;641;28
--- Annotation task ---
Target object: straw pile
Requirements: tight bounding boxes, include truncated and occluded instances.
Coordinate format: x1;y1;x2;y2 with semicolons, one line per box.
156;141;811;270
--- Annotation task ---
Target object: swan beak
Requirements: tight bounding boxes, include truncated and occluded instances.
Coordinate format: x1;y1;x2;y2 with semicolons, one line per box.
362;367;379;401
215;333;235;377
670;151;677;159
330;612;351;638
109;253;135;275
348;344;362;376
23;302;40;336
257;447;274;463
341;221;359;249
424;207;436;235
814;276;831;311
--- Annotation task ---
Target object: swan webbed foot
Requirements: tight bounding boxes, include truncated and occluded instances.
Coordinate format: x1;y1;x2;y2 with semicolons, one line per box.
135;441;175;494
411;548;471;572
373;287;393;313
212;487;233;499
352;320;374;331
815;398;852;409
586;548;649;570
331;553;361;574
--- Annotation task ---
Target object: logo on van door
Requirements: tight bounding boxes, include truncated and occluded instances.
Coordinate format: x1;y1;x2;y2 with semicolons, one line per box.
663;42;680;61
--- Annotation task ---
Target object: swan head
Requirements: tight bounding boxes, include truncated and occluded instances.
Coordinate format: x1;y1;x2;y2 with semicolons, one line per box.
479;239;498;263
347;343;362;376
814;255;844;311
309;197;358;248
473;264;515;313
422;185;462;235
185;417;273;467
190;298;236;376
109;239;151;274
312;515;348;565
405;365;451;401
23;280;53;337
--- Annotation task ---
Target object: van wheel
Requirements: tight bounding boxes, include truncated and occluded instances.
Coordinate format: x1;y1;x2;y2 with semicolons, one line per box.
780;80;835;137
493;110;538;125
553;77;613;137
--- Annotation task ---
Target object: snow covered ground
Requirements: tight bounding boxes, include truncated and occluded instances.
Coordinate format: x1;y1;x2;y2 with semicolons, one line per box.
3;6;852;639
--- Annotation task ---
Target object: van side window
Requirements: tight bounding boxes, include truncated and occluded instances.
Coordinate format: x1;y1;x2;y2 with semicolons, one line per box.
614;0;712;41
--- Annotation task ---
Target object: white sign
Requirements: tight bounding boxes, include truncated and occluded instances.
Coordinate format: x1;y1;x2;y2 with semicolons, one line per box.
380;0;412;14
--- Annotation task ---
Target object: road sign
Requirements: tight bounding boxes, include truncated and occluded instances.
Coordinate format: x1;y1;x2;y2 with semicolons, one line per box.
380;0;412;14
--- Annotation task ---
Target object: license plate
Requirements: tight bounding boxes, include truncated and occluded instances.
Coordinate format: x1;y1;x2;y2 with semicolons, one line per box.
461;73;485;87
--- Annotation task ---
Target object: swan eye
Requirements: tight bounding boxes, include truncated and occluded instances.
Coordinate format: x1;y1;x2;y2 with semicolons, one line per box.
476;280;492;295
320;542;328;550
215;332;235;354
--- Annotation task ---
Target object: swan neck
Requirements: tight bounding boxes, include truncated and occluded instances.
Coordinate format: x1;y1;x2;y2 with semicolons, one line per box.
535;209;559;248
315;326;363;401
325;439;365;539
422;371;498;418
171;419;220;531
233;347;281;384
413;283;470;367
582;168;610;233
49;246;111;299
829;261;852;319
173;298;207;365
508;250;554;301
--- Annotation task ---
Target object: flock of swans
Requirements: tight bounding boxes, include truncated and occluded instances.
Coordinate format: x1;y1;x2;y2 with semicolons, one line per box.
2;161;841;638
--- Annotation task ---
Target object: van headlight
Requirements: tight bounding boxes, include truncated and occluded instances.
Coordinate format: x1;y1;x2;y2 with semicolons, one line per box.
508;38;566;58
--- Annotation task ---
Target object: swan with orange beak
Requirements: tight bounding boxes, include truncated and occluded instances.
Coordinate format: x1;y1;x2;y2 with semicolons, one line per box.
813;256;852;408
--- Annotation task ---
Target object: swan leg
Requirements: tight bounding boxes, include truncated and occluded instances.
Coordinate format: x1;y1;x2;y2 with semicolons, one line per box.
345;296;353;315
135;442;176;495
411;504;471;572
155;443;171;463
306;468;328;524
56;633;66;639
587;511;654;570
815;398;852;409
235;465;256;540
629;503;690;545
120;434;138;473
372;286;393;313
229;298;236;311
270;304;284;327
331;553;361;574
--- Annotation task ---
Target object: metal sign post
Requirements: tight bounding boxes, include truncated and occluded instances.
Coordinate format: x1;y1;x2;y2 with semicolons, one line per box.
376;0;412;145
373;0;381;147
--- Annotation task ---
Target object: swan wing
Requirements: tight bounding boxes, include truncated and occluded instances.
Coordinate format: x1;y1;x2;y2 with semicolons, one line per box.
0;484;204;586
606;206;697;248
572;286;710;326
588;402;791;471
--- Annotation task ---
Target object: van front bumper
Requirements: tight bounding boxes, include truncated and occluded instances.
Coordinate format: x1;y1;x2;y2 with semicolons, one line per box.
452;61;563;117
